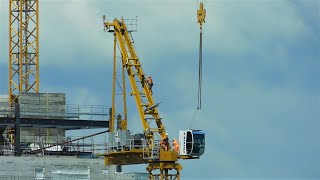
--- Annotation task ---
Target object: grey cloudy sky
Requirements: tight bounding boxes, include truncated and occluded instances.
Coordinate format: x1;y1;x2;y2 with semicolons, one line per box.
0;0;319;179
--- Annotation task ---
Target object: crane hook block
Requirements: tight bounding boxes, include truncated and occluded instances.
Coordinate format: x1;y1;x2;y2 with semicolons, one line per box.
197;2;206;27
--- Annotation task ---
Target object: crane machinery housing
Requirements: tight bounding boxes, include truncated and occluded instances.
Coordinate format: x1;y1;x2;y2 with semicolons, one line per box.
102;16;206;179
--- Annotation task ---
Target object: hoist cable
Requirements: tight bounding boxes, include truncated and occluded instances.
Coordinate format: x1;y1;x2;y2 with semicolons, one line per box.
190;30;203;128
197;29;203;110
189;108;199;128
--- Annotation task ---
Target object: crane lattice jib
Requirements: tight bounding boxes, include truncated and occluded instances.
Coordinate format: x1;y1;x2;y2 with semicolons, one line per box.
105;19;167;141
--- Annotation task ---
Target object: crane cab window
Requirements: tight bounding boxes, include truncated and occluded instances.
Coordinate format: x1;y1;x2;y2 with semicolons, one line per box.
190;132;205;157
179;130;205;157
186;131;193;154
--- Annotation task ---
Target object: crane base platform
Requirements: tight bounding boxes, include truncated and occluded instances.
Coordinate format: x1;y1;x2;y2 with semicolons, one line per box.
103;149;147;165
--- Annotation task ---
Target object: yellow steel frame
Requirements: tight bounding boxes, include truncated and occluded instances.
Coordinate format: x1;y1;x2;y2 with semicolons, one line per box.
147;162;182;180
104;18;182;179
104;149;146;165
110;31;128;133
110;33;116;132
8;0;39;145
105;19;166;141
9;0;39;105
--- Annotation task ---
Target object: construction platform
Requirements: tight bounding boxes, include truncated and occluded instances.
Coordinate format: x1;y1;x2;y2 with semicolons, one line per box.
0;117;108;130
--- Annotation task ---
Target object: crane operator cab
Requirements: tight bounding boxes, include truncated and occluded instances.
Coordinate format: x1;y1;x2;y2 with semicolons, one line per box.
179;129;205;158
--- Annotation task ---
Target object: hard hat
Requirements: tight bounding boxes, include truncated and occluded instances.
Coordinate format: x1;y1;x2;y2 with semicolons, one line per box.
166;133;168;136
173;138;176;141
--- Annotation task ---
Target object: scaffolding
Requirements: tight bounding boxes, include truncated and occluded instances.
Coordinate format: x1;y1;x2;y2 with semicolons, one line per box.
0;133;107;157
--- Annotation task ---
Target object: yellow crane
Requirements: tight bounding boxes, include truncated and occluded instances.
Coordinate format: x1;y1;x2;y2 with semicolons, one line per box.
8;0;40;145
9;0;39;105
102;16;205;179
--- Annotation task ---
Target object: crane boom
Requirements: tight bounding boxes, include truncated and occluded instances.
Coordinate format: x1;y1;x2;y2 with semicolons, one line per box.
105;19;166;141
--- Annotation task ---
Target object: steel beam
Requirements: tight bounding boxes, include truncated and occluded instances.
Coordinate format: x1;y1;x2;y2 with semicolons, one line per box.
0;117;108;130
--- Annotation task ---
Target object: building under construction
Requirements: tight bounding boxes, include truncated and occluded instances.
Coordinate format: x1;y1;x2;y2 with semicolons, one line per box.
0;0;111;179
0;92;149;179
0;92;111;179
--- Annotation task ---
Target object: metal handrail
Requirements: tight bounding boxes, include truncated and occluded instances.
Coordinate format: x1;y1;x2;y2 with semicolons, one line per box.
0;103;109;120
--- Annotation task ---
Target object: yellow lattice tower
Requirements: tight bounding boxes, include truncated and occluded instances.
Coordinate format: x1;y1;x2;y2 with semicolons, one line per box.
8;0;39;144
9;0;39;105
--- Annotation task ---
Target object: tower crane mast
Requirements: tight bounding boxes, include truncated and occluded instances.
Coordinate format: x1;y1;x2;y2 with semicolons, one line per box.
9;0;40;105
8;0;40;146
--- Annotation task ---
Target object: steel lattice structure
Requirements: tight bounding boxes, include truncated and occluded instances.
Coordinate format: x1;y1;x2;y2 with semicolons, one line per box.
9;0;39;105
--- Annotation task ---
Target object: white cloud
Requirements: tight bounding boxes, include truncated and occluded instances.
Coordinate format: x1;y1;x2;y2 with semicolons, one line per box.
40;0;113;66
130;0;315;66
203;0;313;56
0;0;9;66
3;0;312;67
